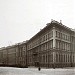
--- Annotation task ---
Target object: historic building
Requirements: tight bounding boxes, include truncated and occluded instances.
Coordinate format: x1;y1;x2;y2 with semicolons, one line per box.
0;47;6;65
17;41;27;67
0;20;75;68
27;20;75;68
7;45;19;66
0;41;27;67
0;44;18;66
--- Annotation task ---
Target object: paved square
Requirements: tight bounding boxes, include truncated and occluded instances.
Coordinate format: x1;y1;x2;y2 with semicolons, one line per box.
0;67;75;75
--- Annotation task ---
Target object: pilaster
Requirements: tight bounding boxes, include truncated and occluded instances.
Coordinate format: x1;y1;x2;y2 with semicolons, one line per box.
53;27;56;49
52;26;56;68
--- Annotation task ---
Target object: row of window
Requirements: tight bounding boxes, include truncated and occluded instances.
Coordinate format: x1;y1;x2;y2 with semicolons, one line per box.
56;31;70;41
18;57;26;64
28;40;53;56
28;53;74;64
40;31;53;43
27;31;53;50
56;40;70;51
56;54;71;62
19;61;26;65
8;48;16;53
19;47;26;57
40;54;53;63
28;40;71;57
40;40;53;51
28;53;53;63
27;31;74;50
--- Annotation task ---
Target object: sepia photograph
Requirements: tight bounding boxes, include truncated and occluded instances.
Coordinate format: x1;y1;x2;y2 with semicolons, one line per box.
0;0;75;75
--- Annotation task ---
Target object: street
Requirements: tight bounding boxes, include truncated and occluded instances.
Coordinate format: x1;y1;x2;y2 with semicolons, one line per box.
0;67;75;75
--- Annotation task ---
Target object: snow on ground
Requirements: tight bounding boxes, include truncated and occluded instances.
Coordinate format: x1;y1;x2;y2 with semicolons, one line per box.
0;67;75;75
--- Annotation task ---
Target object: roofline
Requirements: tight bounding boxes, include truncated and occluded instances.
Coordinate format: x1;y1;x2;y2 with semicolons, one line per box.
27;22;53;43
0;20;75;48
27;20;75;43
0;40;28;50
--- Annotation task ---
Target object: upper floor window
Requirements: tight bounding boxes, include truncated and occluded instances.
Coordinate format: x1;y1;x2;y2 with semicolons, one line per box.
56;31;60;38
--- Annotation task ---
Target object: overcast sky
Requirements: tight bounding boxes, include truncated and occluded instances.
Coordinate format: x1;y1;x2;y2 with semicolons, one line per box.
0;0;75;47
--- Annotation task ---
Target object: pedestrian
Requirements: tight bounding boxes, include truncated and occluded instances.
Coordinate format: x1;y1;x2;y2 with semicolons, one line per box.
38;67;41;71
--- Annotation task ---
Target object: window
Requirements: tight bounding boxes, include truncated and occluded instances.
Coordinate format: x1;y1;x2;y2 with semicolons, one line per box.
51;31;53;37
62;42;65;50
43;55;45;63
65;35;67;40
48;33;50;39
56;40;60;49
60;33;62;38
51;53;53;62
46;54;48;62
41;45;43;51
64;43;66;50
62;34;64;39
50;40;53;48
66;55;67;62
59;54;61;62
44;44;46;50
73;55;74;62
46;34;48;40
56;54;58;62
48;32;51;39
57;32;60;38
58;41;59;49
43;44;45;50
43;36;45;41
56;31;57;37
46;42;48;50
68;54;70;62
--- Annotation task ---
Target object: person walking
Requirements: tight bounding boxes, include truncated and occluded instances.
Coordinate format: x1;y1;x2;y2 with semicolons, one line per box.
38;67;41;71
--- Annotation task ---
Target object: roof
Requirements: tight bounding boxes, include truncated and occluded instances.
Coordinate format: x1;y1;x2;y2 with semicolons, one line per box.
0;40;28;50
27;22;53;43
27;20;75;43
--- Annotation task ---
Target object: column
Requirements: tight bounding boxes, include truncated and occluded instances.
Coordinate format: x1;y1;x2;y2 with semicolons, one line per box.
52;26;56;68
53;27;56;48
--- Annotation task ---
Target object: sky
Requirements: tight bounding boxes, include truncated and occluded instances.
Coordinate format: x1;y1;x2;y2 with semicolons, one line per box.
0;0;75;47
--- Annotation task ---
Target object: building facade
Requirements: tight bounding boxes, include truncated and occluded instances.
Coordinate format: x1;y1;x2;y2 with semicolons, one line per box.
0;47;6;65
0;20;75;68
7;45;18;66
18;41;27;67
27;20;75;68
0;41;27;67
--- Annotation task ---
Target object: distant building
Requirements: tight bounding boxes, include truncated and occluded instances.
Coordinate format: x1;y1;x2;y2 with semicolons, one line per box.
17;41;27;67
0;20;75;68
0;41;27;67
